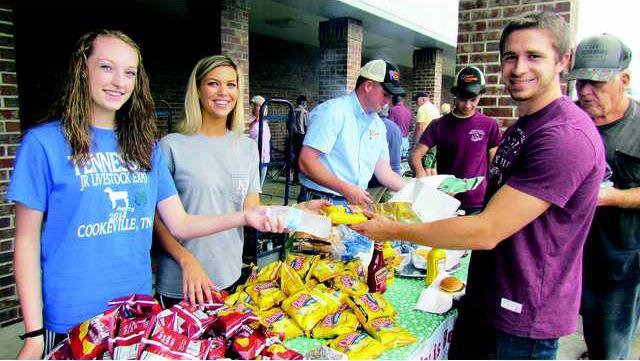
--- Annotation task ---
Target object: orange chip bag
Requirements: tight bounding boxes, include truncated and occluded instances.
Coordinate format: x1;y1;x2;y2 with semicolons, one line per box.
311;304;359;339
364;316;417;348
258;307;304;340
328;331;387;360
333;272;369;296
312;259;343;282
279;261;305;296
285;253;319;282
246;280;286;310
281;290;329;334
347;293;396;325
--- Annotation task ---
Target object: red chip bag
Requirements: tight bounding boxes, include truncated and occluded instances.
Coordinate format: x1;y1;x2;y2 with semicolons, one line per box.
206;336;227;360
214;302;259;339
137;323;212;360
260;339;304;360
108;294;162;359
68;307;118;359
231;323;267;360
171;302;218;338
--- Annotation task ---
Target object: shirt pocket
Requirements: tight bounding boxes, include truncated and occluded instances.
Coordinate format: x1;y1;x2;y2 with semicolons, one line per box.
230;172;249;206
613;149;640;189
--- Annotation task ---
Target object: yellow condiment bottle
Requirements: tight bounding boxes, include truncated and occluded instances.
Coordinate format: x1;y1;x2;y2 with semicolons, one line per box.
425;248;446;286
382;241;399;286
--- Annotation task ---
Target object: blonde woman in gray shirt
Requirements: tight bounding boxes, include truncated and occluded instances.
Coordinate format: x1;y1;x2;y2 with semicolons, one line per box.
154;55;325;307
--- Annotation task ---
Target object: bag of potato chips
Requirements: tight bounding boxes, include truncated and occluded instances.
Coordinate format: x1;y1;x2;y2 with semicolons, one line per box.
279;261;305;297
347;293;396;325
328;331;387;360
333;272;369;296
258;307;304;340
364;316;417;348
246;280;287;310
312;259;343;282
309;283;344;314
281;290;329;333
285;253;320;282
311;304;359;339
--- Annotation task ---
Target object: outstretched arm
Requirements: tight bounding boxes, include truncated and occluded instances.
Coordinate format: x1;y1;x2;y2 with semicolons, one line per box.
352;184;550;250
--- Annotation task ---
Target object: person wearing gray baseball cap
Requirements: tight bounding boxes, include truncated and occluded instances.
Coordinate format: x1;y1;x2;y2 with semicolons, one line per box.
571;33;640;360
297;59;407;205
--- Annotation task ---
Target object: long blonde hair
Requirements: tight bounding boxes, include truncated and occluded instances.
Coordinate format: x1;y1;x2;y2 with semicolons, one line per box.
179;55;244;136
47;30;156;172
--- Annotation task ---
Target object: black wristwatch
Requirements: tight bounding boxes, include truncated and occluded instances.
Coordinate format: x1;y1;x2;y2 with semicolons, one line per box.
19;328;45;340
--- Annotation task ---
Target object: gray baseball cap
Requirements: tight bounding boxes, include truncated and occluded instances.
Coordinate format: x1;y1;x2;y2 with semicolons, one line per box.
568;34;632;81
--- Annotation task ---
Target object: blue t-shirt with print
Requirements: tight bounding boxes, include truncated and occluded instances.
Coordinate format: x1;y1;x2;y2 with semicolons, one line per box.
7;121;177;333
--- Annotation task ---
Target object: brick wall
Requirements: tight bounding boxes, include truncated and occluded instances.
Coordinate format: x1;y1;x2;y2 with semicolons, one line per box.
318;18;363;102
0;3;19;327
413;48;444;108
456;0;578;129
220;0;251;124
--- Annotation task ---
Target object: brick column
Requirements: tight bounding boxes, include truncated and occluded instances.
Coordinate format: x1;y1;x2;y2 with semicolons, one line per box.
220;0;250;119
318;18;363;102
413;48;444;108
0;3;19;327
457;0;578;130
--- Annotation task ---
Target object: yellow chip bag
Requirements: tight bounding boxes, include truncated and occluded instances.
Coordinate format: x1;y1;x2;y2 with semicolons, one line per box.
328;331;387;360
246;280;286;310
258;307;304;340
312;304;359;339
347;293;396;325
279;261;305;296
309;283;345;314
342;259;366;279
225;288;253;307
333;272;369;296
364;316;417;348
281;290;329;334
312;259;343;282
285;253;320;282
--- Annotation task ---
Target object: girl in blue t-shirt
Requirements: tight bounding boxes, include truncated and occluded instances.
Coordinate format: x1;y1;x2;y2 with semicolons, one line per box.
8;30;284;358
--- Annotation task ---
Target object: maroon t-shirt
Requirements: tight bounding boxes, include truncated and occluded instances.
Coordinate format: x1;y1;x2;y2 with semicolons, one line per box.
388;103;412;137
419;112;501;208
466;96;606;339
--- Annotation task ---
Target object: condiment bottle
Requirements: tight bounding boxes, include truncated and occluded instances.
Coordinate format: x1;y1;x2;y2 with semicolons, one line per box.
425;248;446;286
367;243;387;293
382;241;398;286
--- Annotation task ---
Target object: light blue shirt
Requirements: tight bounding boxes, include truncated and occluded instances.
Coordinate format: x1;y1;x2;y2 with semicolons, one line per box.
300;92;389;195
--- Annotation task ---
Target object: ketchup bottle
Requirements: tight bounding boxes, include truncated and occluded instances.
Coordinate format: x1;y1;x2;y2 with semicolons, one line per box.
367;243;388;293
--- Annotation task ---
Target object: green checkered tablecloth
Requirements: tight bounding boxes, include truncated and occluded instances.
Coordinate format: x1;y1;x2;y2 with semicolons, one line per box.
285;254;470;359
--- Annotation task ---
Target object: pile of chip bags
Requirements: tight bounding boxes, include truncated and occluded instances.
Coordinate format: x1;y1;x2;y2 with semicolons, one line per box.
46;253;415;360
46;292;303;360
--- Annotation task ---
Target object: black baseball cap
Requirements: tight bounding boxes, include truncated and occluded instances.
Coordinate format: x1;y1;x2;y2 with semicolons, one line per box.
413;91;430;101
568;34;632;81
451;66;486;99
360;59;406;96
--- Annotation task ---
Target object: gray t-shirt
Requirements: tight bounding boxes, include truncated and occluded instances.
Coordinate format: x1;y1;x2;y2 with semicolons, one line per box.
156;131;260;295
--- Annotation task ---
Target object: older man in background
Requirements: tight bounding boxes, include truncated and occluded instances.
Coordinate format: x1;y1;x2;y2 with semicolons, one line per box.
570;33;640;360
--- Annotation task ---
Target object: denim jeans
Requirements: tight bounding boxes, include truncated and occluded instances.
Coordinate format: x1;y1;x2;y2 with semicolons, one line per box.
449;297;559;360
582;278;640;359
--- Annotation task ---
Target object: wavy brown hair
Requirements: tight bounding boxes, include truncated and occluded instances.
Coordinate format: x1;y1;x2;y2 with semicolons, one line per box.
47;29;156;171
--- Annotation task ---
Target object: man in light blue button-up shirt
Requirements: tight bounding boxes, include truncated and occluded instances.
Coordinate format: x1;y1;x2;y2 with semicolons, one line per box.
298;59;407;205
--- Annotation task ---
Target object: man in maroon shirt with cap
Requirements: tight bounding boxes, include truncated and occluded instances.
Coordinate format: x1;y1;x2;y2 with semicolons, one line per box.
353;12;606;359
